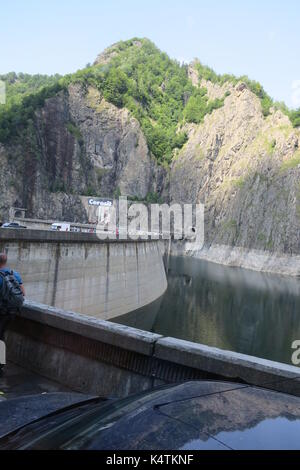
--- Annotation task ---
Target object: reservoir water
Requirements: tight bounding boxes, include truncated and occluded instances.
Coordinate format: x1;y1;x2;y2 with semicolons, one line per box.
114;256;300;366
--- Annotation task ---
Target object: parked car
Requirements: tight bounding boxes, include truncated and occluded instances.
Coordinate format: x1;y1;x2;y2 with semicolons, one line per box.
1;381;300;450
1;222;27;229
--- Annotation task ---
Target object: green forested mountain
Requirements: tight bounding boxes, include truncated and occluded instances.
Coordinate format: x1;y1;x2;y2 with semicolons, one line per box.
0;38;299;165
1;39;300;261
0;72;62;105
0;73;63;143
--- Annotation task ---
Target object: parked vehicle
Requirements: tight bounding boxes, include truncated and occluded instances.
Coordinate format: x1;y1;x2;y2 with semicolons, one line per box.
1;381;300;450
50;223;71;232
1;222;27;229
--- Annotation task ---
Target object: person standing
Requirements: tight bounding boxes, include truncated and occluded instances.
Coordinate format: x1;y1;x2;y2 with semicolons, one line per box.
0;253;25;341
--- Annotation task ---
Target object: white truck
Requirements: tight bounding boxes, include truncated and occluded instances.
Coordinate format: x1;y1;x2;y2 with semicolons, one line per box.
51;222;71;232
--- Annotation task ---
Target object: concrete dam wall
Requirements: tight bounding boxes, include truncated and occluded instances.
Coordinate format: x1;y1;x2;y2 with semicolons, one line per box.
0;230;168;320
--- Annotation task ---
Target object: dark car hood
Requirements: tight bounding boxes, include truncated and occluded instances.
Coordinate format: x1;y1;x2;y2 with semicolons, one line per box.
159;383;300;450
83;381;300;450
0;392;95;438
2;382;300;450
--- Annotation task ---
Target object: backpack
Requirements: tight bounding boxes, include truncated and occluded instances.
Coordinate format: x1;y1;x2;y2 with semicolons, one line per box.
0;270;24;313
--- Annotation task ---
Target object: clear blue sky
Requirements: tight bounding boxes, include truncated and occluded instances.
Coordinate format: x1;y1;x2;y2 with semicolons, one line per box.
1;0;300;107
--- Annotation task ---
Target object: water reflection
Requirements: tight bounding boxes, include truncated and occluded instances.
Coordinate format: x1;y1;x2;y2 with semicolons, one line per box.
114;256;300;365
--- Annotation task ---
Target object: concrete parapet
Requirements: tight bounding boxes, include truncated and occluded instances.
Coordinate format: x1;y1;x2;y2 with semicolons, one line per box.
20;300;162;356
6;302;300;398
154;337;300;396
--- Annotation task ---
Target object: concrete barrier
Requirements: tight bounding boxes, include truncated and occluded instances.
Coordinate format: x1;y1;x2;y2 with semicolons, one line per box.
6;301;300;398
0;229;167;320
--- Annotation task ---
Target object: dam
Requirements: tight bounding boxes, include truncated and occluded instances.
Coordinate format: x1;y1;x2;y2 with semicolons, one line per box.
2;229;300;401
0;229;167;320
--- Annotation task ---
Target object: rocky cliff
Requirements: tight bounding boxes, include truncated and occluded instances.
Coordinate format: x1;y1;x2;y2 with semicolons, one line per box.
171;69;300;256
0;82;161;222
1;39;300;269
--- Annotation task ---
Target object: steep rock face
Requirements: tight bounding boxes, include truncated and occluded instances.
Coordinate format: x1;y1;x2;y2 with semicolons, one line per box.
0;144;18;218
188;62;234;99
0;83;157;221
170;82;300;254
67;84;154;198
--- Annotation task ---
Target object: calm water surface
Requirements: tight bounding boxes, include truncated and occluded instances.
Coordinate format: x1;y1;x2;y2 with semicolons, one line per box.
114;256;300;366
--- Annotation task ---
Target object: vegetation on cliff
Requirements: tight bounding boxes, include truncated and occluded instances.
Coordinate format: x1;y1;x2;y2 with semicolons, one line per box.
194;61;274;116
194;60;300;125
0;38;299;165
0;72;62;105
0;73;63;142
183;87;226;124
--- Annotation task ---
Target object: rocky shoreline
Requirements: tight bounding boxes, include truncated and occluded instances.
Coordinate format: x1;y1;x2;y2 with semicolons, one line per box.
171;242;300;277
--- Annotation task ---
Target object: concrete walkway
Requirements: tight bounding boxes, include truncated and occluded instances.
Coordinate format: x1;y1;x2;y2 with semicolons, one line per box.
0;362;71;401
0;363;91;438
